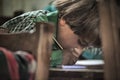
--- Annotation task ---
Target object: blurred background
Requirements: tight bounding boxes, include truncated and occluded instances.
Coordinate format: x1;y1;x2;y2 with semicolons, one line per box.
0;0;53;25
0;0;53;16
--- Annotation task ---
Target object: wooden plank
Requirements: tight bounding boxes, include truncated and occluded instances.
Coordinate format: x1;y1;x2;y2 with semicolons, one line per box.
98;0;120;80
35;23;54;80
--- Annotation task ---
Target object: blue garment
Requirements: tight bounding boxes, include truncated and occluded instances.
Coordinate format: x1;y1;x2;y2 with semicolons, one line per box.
44;5;57;12
82;47;103;60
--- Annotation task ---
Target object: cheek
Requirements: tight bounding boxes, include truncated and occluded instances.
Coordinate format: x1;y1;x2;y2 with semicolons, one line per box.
57;25;79;48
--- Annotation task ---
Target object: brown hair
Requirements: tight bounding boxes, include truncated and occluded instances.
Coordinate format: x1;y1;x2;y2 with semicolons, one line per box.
53;0;101;47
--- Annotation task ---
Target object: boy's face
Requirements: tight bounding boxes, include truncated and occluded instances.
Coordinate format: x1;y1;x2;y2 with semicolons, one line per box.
57;19;83;65
57;19;80;49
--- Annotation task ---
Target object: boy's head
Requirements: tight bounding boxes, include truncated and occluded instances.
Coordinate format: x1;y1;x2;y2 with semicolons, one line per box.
54;0;101;47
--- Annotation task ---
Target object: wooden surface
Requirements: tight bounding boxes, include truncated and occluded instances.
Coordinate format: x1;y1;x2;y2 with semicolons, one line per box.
98;0;120;80
49;67;104;80
0;22;54;80
35;23;54;80
50;67;103;72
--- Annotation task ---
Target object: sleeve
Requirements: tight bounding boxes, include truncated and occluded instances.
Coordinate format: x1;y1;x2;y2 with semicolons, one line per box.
81;47;103;59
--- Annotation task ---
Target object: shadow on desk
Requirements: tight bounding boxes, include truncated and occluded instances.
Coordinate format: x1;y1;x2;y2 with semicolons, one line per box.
49;67;104;80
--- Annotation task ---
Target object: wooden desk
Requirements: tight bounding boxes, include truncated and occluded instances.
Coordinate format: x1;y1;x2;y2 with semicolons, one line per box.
49;67;104;80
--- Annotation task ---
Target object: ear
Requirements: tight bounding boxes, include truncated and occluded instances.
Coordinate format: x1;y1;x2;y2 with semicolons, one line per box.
59;19;66;26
